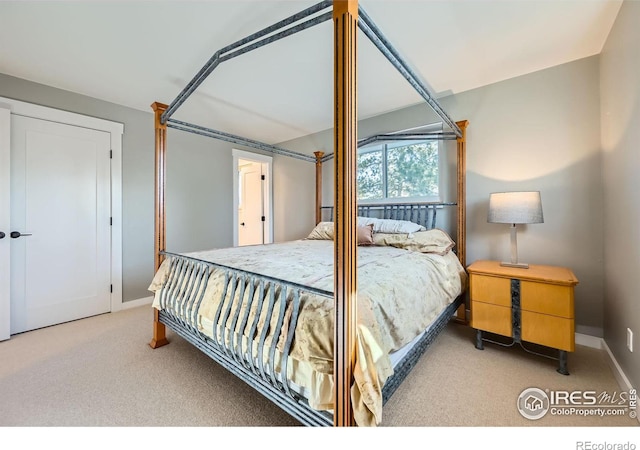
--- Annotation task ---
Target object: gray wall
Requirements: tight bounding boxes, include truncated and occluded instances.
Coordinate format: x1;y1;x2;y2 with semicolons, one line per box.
165;128;234;254
283;56;604;337
0;73;314;302
600;0;640;390
448;56;604;338
272;154;316;243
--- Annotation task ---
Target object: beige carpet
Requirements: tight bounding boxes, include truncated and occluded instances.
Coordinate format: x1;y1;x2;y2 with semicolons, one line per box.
0;305;637;430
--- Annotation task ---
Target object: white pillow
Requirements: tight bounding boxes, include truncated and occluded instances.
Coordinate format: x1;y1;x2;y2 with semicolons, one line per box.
357;216;426;234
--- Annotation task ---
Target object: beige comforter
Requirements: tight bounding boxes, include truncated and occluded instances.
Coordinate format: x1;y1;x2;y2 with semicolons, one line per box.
149;238;466;426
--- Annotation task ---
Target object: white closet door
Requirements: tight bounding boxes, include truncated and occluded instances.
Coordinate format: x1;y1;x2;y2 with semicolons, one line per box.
10;115;111;334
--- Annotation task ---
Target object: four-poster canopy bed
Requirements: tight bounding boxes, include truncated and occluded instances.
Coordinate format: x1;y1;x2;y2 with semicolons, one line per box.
149;0;469;427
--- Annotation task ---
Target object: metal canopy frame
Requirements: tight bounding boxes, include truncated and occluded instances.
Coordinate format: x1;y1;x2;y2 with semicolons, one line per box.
161;0;333;125
150;0;468;428
319;131;460;163
161;0;461;154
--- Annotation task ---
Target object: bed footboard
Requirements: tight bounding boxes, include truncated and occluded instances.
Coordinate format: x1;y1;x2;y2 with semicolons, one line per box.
155;252;334;426
154;250;462;426
158;311;333;426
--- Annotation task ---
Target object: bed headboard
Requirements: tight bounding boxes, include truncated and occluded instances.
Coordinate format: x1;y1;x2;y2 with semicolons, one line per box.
320;202;456;230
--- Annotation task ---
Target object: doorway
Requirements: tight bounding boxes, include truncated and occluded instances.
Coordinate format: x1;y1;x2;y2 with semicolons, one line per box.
232;149;273;247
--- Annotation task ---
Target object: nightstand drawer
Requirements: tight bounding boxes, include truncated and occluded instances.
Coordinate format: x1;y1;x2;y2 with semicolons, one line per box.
471;301;512;337
470;275;511;307
521;281;574;318
521;311;575;351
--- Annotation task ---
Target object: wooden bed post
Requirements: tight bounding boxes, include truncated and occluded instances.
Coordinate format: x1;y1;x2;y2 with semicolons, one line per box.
150;101;170;349
455;119;469;324
314;151;324;224
333;0;358;427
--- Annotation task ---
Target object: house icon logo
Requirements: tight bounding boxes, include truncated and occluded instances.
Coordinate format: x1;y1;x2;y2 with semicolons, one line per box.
517;388;550;420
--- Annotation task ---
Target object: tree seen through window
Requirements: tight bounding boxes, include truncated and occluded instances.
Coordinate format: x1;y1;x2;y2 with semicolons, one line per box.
357;140;439;201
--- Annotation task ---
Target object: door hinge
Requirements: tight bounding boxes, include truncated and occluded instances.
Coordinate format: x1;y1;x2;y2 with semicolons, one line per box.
110;284;113;293
261;216;265;222
110;217;113;226
261;174;265;181
110;150;113;159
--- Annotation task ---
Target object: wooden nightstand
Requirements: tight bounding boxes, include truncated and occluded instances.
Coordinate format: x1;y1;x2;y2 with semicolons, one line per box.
467;260;579;375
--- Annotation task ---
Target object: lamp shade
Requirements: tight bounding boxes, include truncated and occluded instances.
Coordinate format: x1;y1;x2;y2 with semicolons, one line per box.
487;191;544;224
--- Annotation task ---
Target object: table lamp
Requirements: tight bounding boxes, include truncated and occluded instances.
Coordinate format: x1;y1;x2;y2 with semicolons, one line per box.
487;191;543;269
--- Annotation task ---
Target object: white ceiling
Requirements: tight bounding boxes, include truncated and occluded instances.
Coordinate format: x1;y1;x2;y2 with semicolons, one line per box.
0;0;622;144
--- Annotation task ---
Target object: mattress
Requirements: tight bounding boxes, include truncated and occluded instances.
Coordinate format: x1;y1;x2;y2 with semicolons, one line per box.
149;235;466;426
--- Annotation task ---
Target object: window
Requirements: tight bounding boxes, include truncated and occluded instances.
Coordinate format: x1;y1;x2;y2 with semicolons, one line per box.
357;124;442;202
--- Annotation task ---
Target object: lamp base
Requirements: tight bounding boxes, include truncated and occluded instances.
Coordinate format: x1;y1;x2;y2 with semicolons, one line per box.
500;261;529;269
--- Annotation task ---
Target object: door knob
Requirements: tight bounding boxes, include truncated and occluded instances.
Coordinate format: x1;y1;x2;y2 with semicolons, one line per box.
240;222;246;226
0;231;4;239
10;231;32;238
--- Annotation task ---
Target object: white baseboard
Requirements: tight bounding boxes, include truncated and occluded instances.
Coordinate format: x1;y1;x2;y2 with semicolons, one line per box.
575;332;603;349
119;296;153;310
576;333;639;423
602;339;634;391
601;339;639;425
575;332;635;393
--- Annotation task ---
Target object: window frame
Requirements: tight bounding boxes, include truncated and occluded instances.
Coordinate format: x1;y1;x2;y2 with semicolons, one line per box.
356;122;444;204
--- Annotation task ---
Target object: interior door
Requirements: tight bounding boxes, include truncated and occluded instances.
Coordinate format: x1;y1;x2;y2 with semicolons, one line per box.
10;115;112;334
238;160;264;246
